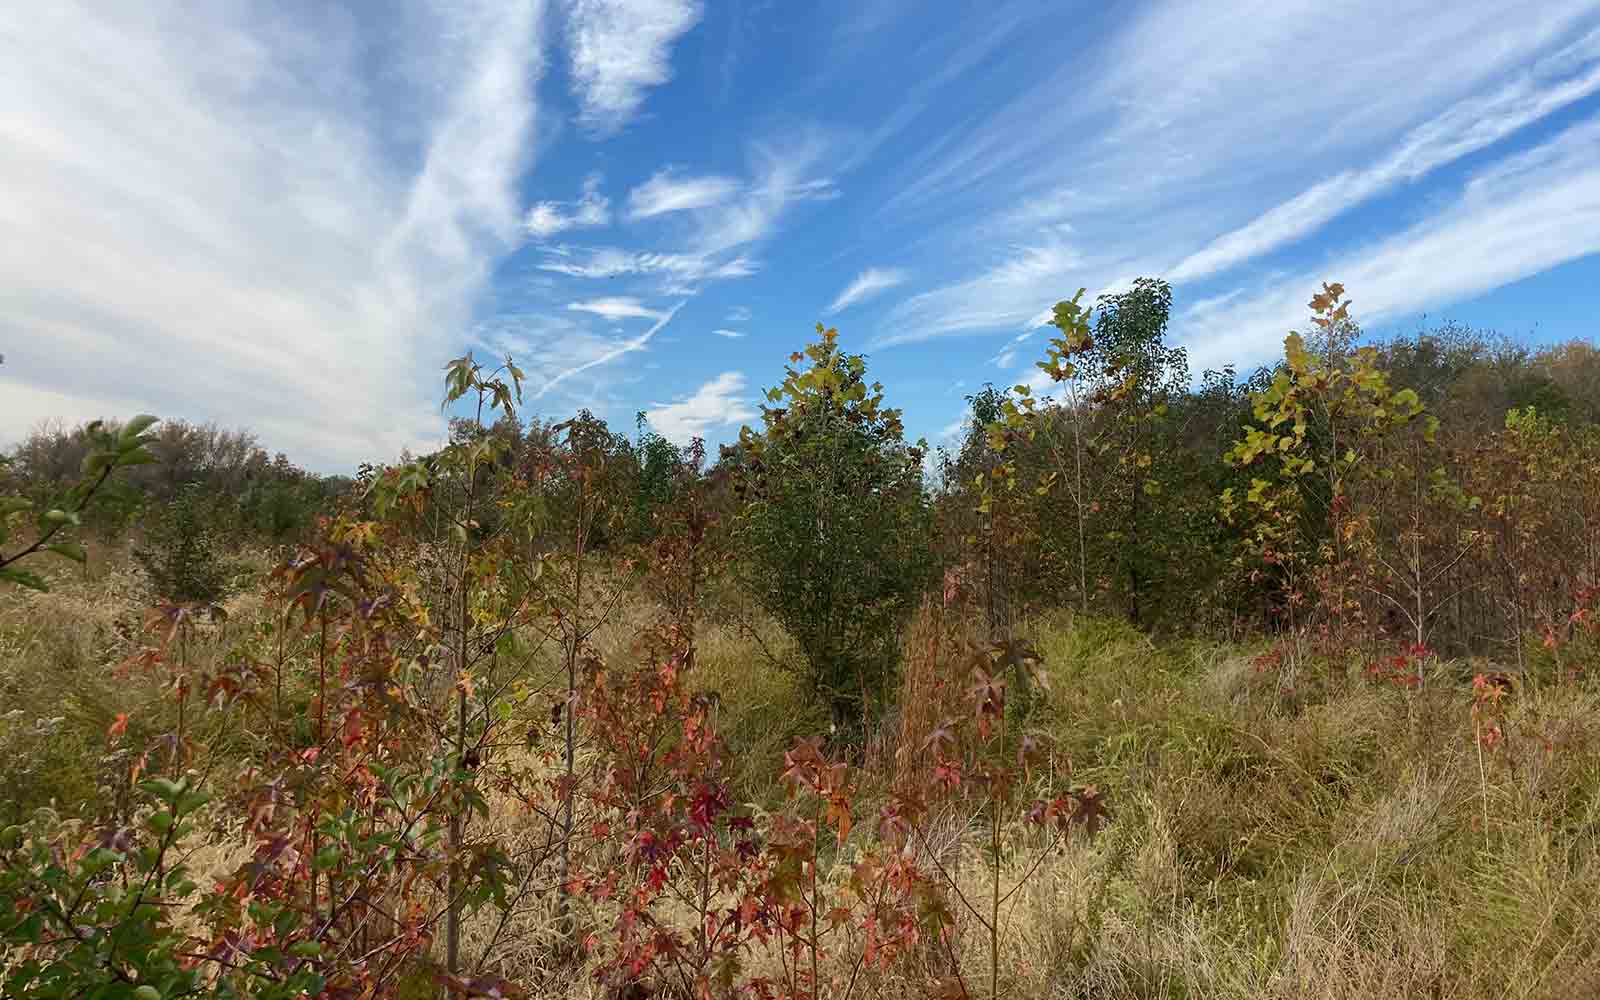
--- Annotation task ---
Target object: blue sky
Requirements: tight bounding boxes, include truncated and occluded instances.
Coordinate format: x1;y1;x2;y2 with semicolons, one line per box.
4;1;1600;471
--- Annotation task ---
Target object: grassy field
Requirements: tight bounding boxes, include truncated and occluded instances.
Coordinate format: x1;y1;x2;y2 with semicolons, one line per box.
5;548;1598;999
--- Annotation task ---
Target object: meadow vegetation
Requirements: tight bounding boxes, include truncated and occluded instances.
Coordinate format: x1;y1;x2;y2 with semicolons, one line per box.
2;281;1599;999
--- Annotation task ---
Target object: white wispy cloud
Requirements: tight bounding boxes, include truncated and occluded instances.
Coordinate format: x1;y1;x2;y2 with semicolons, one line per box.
533;302;683;399
693;134;839;255
833;5;1035;176
725;305;752;322
712;257;759;279
539;248;691;278
1179;116;1600;375
539;247;756;284
564;0;703;135
566;296;669;321
826;267;909;313
525;138;823;323
1089;0;1594;172
998;189;1086;230
874;238;1090;347
525;173;611;238
1170;24;1600;283
531;134;835;320
627;169;741;218
473;311;627;400
645;371;757;444
0;0;544;471
867;3;1600;366
882;0;1598;248
711;328;745;339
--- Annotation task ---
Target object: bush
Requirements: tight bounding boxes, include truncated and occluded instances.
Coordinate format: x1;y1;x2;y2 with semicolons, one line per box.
733;324;935;727
133;483;235;603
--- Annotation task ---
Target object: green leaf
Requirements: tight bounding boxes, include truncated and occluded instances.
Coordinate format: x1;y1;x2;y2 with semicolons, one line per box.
134;987;163;1000
176;790;211;814
0;567;48;591
82;450;114;476
119;415;160;442
116;446;159;466
0;497;32;517
140;777;187;805
45;542;87;564
83;846;124;875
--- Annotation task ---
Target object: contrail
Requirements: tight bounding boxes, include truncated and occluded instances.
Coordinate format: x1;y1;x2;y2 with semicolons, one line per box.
528;300;685;400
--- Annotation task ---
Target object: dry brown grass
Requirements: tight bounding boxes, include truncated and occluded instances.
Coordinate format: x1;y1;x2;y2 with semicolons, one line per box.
7;553;1600;998
885;596;983;795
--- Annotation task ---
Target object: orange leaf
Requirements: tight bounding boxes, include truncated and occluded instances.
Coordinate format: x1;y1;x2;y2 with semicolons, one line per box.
107;713;129;741
340;708;364;748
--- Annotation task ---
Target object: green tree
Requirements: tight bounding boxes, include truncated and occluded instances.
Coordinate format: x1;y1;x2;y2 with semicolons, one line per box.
1082;277;1189;626
736;324;935;727
1;416;160;590
134;482;236;603
985;280;1195;628
937;383;1040;637
628;411;686;543
1223;282;1429;641
367;352;552;977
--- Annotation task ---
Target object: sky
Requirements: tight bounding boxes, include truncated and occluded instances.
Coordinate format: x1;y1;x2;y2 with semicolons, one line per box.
4;0;1600;472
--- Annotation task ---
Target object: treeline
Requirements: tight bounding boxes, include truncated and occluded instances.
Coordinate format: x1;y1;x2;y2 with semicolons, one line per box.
6;418;350;540
937;281;1600;671
3;418;351;599
8;280;1598;676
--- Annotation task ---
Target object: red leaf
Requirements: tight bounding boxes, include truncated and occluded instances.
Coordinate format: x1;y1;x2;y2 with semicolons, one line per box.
340;708;364;748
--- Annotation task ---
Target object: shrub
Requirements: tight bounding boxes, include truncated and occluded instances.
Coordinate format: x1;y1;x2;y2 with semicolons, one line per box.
734;324;936;727
133;483;234;603
2;416;160;591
